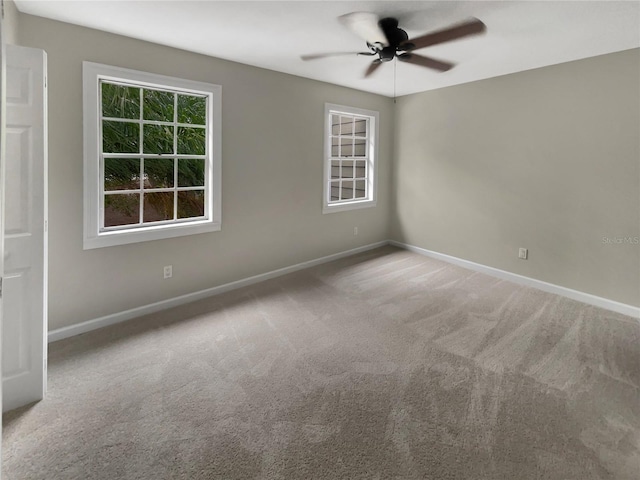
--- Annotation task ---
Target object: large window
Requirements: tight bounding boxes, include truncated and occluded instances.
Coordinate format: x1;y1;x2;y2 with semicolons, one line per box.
83;62;221;249
323;103;378;213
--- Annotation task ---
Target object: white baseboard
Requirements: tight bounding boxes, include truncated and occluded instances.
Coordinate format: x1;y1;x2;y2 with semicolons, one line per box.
49;239;639;342
390;240;640;320
48;241;389;343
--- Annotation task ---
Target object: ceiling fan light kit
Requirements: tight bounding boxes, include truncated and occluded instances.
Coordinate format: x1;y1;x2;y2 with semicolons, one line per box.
303;12;486;78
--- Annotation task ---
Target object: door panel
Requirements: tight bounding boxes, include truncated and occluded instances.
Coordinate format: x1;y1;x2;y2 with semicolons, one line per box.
5;127;30;234
2;269;28;376
2;45;47;412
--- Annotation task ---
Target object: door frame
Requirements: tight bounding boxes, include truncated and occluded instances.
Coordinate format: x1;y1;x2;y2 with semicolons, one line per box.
0;0;8;471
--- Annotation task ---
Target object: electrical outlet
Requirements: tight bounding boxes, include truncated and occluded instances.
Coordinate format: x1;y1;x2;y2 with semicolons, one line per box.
354;226;358;236
518;248;528;260
163;265;172;279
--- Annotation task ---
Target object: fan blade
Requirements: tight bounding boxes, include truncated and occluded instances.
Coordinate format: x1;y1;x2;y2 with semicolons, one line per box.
397;53;454;72
339;12;389;47
364;59;383;78
301;51;375;61
402;17;486;51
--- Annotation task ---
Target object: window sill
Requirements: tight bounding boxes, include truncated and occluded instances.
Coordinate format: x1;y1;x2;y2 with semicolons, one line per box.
322;200;376;215
83;220;221;249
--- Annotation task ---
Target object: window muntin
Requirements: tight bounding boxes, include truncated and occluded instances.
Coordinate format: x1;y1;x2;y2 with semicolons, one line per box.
83;62;221;249
323;104;377;213
100;81;208;231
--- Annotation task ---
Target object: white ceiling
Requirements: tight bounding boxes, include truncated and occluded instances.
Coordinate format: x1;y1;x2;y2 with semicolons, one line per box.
15;1;640;97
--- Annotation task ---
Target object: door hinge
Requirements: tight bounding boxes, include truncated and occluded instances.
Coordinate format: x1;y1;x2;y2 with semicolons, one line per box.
0;277;3;299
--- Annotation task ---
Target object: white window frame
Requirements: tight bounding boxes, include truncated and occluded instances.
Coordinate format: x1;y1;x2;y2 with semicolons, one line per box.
323;103;378;214
83;62;222;249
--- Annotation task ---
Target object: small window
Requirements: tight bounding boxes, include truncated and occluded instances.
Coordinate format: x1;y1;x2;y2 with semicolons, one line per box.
323;103;378;213
83;62;221;249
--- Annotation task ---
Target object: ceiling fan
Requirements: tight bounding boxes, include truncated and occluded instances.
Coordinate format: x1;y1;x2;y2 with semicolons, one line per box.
301;12;486;77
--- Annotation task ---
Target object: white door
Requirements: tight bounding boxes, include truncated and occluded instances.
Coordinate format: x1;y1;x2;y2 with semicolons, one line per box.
2;45;47;412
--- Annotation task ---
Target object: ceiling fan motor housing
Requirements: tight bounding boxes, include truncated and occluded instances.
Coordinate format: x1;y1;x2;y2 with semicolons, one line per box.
379;47;396;62
378;17;409;48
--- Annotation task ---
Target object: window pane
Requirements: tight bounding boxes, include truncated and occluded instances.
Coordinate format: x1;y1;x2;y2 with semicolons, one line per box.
144;158;174;188
340;116;354;135
331;114;340;135
341;160;354;179
355;180;366;199
143;89;174;122
330;181;340;201
354;139;366;157
331;137;339;157
178;190;205;218
341;180;354;200
143;192;174;222
178;159;205;187
143;124;174;154
331;160;341;179
340;137;353;157
105;158;140;191
354;119;367;136
177;127;205;155
104;193;139;227
355;161;366;179
102;82;140;119
103;121;139;153
178;95;206;125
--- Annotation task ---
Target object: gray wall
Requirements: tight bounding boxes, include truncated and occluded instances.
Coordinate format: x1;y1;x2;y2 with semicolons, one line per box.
2;0;20;44
17;14;394;331
392;49;640;306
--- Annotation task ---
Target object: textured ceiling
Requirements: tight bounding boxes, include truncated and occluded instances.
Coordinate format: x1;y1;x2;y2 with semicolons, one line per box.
15;1;640;97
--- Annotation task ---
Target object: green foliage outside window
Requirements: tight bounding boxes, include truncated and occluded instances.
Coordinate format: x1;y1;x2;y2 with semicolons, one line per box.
101;81;207;226
178;94;206;124
102;83;139;119
144;89;174;122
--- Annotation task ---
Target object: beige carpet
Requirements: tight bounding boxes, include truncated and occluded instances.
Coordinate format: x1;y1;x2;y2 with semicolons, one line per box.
3;246;639;479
